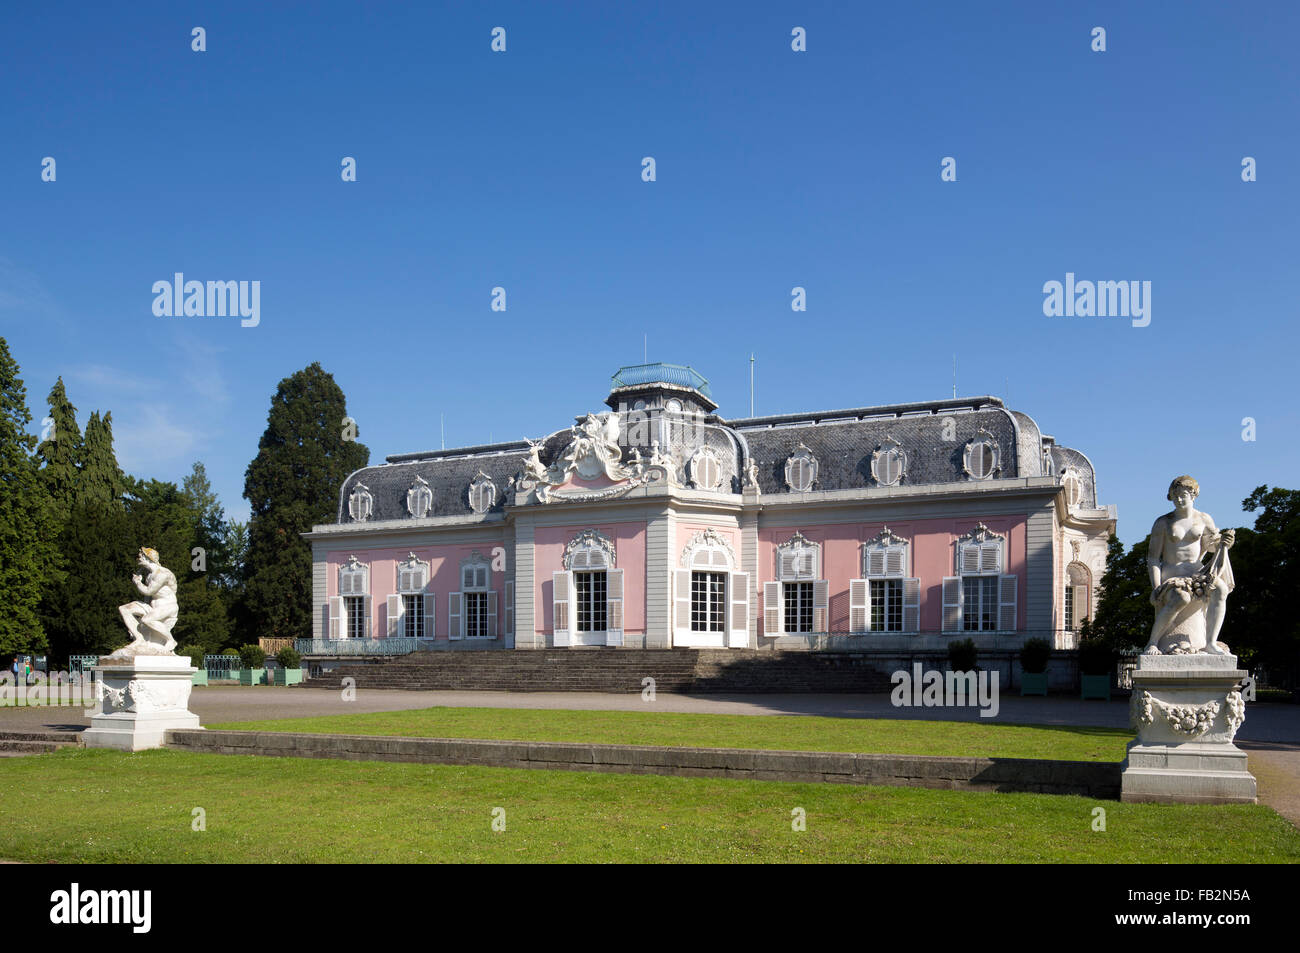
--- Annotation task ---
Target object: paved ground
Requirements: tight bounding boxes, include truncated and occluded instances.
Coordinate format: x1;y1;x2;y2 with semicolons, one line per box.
3;687;1297;826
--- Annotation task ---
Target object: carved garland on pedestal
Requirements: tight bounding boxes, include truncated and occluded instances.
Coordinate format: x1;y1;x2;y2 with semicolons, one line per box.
1130;690;1238;738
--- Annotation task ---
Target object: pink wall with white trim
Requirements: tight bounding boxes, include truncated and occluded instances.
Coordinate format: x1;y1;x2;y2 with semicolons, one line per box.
534;522;647;635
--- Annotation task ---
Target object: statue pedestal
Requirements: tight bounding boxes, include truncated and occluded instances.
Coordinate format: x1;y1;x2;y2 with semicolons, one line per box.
82;655;203;752
1120;654;1256;804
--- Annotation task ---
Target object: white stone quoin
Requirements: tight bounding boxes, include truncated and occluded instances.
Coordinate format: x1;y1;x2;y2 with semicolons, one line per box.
81;546;204;751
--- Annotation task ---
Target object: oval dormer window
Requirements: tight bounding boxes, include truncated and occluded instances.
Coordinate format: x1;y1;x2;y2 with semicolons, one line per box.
871;439;906;487
963;432;999;481
784;445;817;493
468;473;496;515
406;476;432;518
348;484;373;522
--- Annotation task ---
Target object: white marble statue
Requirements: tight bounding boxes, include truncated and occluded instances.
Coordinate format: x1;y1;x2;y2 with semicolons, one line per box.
1143;476;1235;656
109;547;179;658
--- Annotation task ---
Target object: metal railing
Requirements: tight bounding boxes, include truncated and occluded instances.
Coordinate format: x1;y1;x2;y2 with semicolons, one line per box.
203;655;242;679
296;638;436;657
68;655;99;676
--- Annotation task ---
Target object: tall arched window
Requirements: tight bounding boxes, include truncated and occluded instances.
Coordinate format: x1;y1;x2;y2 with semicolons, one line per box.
1065;562;1091;631
553;530;622;647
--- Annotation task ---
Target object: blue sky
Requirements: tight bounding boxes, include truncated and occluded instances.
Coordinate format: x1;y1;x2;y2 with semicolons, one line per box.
2;1;1297;544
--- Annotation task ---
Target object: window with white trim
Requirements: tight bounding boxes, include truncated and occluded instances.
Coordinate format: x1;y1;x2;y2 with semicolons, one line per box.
329;556;371;641
1062;468;1083;508
390;554;430;640
689;448;723;491
963;431;999;481
870;439;907;487
851;530;919;633
675;529;747;647
1065;561;1091;631
555;530;623;646
942;525;1017;634
766;533;826;634
347;484;373;522
461;559;491;638
406;477;432;518
784;445;818;492
468;472;496;514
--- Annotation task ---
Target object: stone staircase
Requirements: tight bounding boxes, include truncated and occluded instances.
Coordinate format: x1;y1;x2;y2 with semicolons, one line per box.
302;649;893;694
0;729;82;757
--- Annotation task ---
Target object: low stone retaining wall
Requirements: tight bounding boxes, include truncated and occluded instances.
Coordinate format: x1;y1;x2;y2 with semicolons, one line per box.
167;729;1121;798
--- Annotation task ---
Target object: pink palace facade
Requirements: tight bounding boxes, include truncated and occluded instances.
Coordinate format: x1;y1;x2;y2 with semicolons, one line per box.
304;364;1116;656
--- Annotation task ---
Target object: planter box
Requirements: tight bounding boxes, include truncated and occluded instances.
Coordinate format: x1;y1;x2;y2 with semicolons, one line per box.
273;668;304;686
1020;672;1048;696
191;670;208;686
239;668;267;686
1080;674;1111;700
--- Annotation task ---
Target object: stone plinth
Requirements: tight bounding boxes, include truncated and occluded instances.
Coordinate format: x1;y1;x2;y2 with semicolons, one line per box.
81;655;203;752
1120;654;1256;804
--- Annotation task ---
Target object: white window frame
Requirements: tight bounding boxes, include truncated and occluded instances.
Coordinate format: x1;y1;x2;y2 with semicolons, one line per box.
852;528;919;633
689;447;724;491
784;444;818;492
675;528;747;648
770;532;826;635
347;484;373;522
870;438;907;487
388;553;433;640
468;472;496;515
559;530;622;647
942;524;1017;634
406;476;432;518
963;430;1000;481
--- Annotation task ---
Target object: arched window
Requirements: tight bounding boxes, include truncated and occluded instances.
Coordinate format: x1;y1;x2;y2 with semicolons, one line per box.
1065;561;1091;631
784;444;818;492
406;476;432;518
871;438;907;487
689;448;723;491
554;530;622;647
963;430;1000;481
347;483;373;522
468;472;496;514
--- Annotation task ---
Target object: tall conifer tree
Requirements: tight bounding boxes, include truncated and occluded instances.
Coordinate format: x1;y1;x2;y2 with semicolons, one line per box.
35;376;84;525
243;363;369;640
81;410;128;507
0;338;59;657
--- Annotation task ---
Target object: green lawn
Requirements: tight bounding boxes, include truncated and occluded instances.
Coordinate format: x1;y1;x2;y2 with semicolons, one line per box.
1;748;1296;863
213;706;1132;762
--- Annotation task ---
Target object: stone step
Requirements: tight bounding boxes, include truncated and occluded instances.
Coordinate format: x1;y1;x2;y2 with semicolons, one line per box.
0;739;75;754
0;729;82;744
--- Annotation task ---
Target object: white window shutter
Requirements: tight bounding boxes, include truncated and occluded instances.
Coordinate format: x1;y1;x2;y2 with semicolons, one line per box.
328;597;342;639
673;569;692;641
362;595;372;639
981;542;1001;574
552;571;572;647
386;594;402;637
504;580;514;636
423;593;436;639
903;578;921;632
942;576;962;632
605;569;624;646
487;590;498;637
449;592;463;640
813;579;829;633
999;574;1018;631
763;581;782;636
867;549;886;577
779;550;798;579
728;572;748;647
886;547;905;577
849;579;868;633
960;544;981;575
1073;584;1089;625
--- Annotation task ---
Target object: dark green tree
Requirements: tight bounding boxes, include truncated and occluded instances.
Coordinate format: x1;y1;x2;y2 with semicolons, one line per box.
1087;533;1152;654
80;410;128;507
34;376;84;525
1223;486;1300;684
0;339;60;657
242;364;368;641
44;500;135;662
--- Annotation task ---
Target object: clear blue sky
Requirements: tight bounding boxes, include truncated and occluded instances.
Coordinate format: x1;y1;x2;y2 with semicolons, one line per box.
2;1;1297;545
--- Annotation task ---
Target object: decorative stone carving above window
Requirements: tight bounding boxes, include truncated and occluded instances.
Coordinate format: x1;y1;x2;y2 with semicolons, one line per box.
963;429;1000;481
347;484;373;522
863;527;909;577
406;476;432;518
339;555;369;594
689;447;724;491
956;523;1005;574
564;529;617;570
468;471;497;514
397;553;429;592
680;528;737;569
775;531;820;580
784;444;818;492
870;437;907;487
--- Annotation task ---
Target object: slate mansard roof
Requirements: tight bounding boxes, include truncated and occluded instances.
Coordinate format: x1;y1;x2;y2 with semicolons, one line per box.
333;368;1102;524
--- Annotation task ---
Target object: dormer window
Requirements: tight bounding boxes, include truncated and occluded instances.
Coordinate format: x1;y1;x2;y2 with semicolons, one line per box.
784;444;818;492
347;484;373;522
1062;468;1083;508
468;472;496;514
689;447;723;491
406;476;432;518
963;430;1000;481
870;437;907;487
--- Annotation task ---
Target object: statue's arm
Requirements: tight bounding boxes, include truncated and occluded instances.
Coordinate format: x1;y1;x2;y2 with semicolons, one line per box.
1147;518;1166;590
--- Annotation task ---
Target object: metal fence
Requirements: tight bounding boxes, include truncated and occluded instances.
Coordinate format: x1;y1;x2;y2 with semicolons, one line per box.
296;638;434;657
203;655;242;679
68;655;99;676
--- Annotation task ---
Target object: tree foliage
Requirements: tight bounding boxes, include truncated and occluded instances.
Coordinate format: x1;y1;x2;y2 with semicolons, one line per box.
242;363;368;641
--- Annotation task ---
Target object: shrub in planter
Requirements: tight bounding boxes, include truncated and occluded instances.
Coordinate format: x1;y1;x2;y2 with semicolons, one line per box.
276;647;302;669
1077;639;1114;676
274;646;304;685
238;644;266;669
221;648;239;656
1019;637;1051;696
947;637;978;673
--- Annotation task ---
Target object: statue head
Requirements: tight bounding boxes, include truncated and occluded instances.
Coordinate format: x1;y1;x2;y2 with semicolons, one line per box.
138;546;159;564
1167;475;1200;502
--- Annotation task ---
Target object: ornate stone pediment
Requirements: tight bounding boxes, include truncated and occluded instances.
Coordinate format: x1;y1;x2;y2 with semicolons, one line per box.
513;413;678;505
958;522;1003;545
680;528;737;568
867;526;908;549
564;529;617;569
